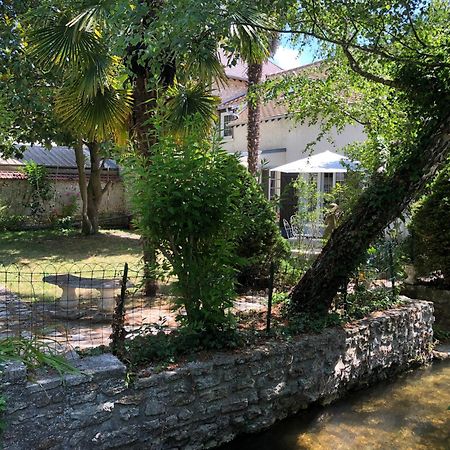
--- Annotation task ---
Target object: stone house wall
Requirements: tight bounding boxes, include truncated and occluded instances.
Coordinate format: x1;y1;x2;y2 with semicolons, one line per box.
1;300;434;450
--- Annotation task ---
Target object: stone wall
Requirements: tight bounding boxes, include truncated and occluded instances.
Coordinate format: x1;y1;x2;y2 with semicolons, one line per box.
1;300;434;450
0;177;128;219
402;284;450;331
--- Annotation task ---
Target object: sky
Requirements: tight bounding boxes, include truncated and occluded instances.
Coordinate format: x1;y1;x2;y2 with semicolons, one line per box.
271;38;320;69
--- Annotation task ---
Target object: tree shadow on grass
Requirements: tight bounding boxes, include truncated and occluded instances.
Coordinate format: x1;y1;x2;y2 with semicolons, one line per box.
0;229;143;267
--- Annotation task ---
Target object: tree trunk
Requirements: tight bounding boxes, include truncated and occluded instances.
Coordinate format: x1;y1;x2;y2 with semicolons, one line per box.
74;141;108;236
130;71;158;296
127;23;176;296
86;141;107;235
74;140;93;235
247;62;263;176
289;114;450;315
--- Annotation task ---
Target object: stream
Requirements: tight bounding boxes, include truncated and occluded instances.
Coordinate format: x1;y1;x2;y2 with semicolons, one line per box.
223;349;450;450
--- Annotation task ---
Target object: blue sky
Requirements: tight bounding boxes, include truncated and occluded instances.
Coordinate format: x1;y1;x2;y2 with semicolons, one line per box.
271;37;320;69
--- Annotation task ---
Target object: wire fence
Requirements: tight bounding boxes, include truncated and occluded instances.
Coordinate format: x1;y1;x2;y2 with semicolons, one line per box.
0;263;166;351
0;262;273;352
0;236;402;353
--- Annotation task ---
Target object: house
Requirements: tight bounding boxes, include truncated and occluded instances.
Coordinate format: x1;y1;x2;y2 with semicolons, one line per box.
0;146;128;225
214;57;365;226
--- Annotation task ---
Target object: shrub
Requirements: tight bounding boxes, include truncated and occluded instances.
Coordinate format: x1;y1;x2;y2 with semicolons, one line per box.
337;284;401;320
22;161;53;217
130;129;288;332
0;203;25;231
130;132;247;333
410;164;450;283
235;173;289;292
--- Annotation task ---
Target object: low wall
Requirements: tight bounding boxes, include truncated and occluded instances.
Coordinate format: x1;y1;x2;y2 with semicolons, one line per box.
402;284;450;331
0;177;129;218
1;300;434;450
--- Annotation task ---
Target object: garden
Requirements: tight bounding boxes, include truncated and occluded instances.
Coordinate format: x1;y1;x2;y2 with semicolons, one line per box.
1;0;450;449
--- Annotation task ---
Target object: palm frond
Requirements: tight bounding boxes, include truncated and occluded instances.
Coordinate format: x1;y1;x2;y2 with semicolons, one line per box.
228;8;276;64
164;82;220;136
64;54;112;99
67;2;109;33
29;23;107;73
183;39;226;83
55;85;132;144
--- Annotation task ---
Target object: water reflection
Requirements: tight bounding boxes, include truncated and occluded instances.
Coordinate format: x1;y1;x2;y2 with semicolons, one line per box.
223;360;450;450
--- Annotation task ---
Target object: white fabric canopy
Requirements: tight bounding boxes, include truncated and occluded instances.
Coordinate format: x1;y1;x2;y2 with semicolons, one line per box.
269;150;358;173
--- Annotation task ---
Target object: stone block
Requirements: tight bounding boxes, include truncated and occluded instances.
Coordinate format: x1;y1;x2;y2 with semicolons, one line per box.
144;399;166;416
0;361;27;384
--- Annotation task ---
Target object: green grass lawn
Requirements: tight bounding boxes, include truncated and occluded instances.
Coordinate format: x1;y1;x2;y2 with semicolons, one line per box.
0;229;144;301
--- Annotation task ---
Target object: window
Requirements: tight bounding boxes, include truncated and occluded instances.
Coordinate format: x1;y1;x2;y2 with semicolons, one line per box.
323;172;334;193
220;109;236;138
335;172;346;185
260;169;270;199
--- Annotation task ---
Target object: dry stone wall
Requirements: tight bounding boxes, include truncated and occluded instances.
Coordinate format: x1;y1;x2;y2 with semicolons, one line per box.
402;284;450;331
1;300;434;450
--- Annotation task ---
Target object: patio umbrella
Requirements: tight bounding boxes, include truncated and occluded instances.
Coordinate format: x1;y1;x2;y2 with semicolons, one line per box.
269;150;358;173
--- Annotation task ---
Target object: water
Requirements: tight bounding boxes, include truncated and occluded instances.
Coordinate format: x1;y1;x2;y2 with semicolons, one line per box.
223;358;450;450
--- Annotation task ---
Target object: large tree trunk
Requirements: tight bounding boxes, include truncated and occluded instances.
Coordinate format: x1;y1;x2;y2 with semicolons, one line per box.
247;62;263;176
131;71;158;296
289;114;450;315
127;14;176;296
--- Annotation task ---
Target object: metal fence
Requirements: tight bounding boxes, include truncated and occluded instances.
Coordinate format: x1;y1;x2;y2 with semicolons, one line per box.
0;263;169;351
0;237;402;353
0;262;274;352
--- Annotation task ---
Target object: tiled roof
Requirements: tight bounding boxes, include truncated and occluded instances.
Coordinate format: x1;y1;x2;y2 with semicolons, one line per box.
0;171;26;180
265;60;324;79
219;49;284;81
218;92;247;109
221;61;325;126
230;100;289;126
0;145;119;170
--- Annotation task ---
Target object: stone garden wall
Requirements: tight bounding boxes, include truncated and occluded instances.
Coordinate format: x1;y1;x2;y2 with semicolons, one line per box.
402;284;450;331
1;300;434;450
0;177;128;219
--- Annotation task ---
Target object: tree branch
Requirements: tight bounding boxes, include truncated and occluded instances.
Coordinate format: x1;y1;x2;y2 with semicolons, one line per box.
342;47;401;89
235;22;450;70
404;3;428;49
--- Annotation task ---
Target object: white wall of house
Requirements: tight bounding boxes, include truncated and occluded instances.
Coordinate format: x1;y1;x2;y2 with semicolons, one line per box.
221;117;366;169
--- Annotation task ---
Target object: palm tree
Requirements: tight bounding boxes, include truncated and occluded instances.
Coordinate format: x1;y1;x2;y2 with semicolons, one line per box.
30;22;132;235
30;2;272;291
229;18;278;176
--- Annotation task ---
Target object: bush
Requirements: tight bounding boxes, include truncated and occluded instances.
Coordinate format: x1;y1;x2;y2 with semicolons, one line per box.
410;164;450;283
0;203;25;231
22;161;53;217
336;284;401;320
130;132;250;333
235;173;289;292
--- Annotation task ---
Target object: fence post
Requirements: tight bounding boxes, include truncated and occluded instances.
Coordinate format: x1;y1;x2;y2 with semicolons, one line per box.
111;262;128;357
266;261;275;333
388;240;395;298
